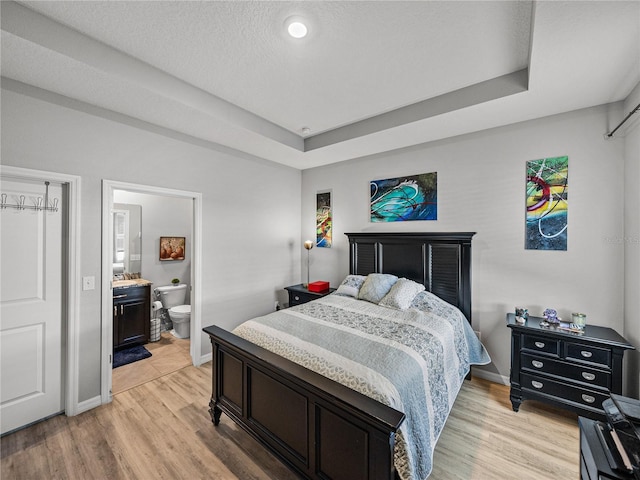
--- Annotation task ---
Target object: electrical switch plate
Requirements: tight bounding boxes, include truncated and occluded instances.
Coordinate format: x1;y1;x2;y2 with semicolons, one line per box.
83;276;95;291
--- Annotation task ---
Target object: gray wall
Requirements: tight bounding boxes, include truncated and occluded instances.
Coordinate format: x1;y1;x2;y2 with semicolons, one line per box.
1;88;302;403
623;82;640;397
302;101;638;391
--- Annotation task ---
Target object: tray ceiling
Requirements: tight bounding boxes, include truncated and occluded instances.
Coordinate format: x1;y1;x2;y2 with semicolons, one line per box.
1;1;639;169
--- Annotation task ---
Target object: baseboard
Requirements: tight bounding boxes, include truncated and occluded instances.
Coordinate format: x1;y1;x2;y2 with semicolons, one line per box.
472;368;509;386
76;395;102;414
198;352;212;365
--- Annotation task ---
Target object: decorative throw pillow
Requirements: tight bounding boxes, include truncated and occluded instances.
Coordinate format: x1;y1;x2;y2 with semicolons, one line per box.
357;273;398;304
410;290;456;317
333;275;367;298
379;278;426;310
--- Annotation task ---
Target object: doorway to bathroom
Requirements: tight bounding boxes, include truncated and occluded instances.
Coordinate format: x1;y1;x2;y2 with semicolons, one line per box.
101;180;202;403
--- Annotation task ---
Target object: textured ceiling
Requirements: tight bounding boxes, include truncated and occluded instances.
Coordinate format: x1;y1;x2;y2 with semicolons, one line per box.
1;1;639;169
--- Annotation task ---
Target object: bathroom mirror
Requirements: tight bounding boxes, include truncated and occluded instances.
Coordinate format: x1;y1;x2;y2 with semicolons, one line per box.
113;203;142;275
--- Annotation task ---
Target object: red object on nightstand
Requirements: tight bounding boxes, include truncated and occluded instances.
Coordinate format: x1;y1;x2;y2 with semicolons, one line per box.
308;281;330;293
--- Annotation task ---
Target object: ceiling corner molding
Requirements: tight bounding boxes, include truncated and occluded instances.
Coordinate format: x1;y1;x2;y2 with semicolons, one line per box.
304;68;529;152
1;0;303;152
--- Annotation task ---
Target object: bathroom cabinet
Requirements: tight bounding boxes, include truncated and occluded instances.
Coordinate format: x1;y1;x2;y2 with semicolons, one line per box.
113;284;150;350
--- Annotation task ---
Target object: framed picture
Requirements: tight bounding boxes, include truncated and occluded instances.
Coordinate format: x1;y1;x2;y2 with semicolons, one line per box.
370;172;437;222
159;236;185;261
525;156;568;251
316;191;332;247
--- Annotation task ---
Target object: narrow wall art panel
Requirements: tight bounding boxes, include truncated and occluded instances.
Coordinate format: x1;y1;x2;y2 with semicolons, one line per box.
525;156;568;250
370;172;437;222
316;191;332;247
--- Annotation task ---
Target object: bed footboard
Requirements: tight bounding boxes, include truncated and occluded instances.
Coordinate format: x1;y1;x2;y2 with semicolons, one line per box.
204;325;405;480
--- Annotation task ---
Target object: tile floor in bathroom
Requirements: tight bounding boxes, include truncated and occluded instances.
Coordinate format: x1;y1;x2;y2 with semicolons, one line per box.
112;331;192;395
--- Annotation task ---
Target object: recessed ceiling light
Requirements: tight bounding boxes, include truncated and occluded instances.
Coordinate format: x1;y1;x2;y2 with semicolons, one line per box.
286;19;308;38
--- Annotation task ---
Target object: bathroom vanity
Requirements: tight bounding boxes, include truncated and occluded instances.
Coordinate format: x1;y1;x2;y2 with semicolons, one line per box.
113;280;151;350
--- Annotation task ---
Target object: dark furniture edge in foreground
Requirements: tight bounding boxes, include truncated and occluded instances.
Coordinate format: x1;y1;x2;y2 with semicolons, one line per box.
579;416;634;479
203;232;475;480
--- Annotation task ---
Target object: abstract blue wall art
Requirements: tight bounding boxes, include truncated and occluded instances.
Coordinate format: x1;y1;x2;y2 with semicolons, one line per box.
370;172;437;222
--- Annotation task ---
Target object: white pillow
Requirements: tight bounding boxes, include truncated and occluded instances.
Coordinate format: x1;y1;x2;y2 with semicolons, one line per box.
333;274;367;298
357;273;398;304
379;278;426;310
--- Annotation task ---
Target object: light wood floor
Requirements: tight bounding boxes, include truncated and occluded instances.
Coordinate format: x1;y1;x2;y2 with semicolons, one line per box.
112;332;192;394
1;367;579;479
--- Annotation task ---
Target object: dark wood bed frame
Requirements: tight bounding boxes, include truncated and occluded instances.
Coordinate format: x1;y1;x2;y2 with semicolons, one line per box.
203;232;475;480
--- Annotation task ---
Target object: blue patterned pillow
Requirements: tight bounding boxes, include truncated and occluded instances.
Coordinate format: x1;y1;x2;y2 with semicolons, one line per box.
410;290;457;317
333;275;367;298
379;278;425;310
357;274;398;304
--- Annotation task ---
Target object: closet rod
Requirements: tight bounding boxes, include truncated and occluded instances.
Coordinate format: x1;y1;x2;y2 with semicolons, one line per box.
605;102;640;138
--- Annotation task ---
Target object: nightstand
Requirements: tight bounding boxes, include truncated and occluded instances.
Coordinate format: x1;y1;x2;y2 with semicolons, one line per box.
285;284;336;307
507;313;634;420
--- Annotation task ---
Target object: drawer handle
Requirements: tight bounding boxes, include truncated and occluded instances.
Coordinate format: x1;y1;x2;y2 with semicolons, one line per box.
534;341;545;349
531;360;544;368
294;295;300;301
581;394;596;404
581;351;593;358
582;372;596;381
531;380;544;389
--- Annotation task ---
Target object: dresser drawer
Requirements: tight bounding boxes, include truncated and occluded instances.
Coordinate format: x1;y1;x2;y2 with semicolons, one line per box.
522;334;560;356
289;291;316;306
521;353;611;390
113;285;148;302
565;342;611;369
521;373;609;410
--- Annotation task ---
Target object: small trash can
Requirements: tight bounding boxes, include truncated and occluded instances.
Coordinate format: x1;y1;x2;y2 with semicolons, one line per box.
150;317;161;342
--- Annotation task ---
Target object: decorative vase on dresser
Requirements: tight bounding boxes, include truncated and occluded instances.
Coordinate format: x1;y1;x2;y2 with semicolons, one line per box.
506;313;634;420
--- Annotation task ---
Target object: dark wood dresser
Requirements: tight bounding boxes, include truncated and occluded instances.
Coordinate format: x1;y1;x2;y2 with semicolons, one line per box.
285;283;336;307
507;313;634;420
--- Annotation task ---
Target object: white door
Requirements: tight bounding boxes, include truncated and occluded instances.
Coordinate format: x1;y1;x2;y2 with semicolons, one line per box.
1;178;64;434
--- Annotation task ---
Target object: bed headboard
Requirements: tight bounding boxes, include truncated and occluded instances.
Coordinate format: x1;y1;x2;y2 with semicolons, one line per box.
345;232;475;323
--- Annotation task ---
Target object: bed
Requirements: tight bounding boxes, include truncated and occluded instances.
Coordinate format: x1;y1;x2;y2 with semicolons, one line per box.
203;232;490;480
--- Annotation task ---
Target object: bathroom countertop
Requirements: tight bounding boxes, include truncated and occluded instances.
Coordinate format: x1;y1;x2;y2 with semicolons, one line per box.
113;279;152;288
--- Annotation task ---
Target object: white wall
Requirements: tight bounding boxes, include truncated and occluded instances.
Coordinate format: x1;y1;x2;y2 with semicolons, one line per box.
623;81;640;397
302;103;629;387
1;88;302;403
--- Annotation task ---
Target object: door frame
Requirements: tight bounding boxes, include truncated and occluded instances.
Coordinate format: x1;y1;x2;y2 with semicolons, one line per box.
0;165;82;417
101;180;203;403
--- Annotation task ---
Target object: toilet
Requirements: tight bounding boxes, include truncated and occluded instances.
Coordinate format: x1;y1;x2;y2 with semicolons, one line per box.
154;284;191;338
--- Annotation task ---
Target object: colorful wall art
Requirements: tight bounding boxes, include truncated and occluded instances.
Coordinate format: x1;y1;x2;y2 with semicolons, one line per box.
370;172;437;222
526;156;568;250
316;191;332;247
